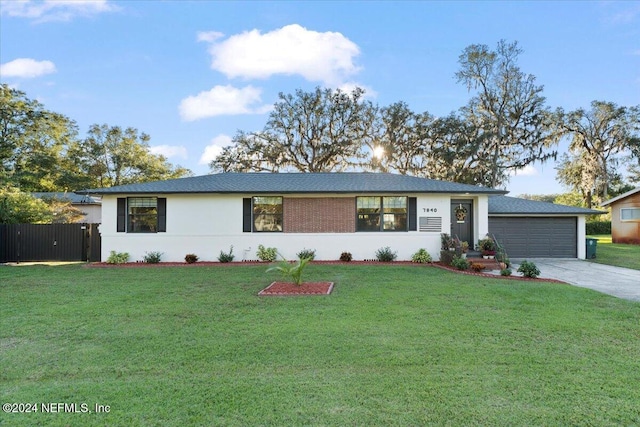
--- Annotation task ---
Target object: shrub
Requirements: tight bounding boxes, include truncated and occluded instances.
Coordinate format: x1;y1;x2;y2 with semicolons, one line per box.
517;260;541;278
185;254;199;264
586;221;611;235
296;248;316;261
451;256;469;270
106;251;129;264
411;248;432;263
143;251;163;264
256;245;278;262
339;251;352;262
471;262;485;272
266;256;312;286
218;246;235;263
440;233;454;250
375;246;397;262
500;268;512;276
439;250;455;266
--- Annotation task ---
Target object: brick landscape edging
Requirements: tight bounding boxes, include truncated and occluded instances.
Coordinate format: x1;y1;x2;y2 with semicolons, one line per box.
431;262;567;284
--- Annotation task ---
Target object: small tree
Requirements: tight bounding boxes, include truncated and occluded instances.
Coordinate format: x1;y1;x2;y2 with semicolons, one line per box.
266;255;313;286
40;196;86;223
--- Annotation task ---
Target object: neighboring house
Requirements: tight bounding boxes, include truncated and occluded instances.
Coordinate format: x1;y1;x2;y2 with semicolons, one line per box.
601;187;640;244
32;192;102;224
78;172;602;262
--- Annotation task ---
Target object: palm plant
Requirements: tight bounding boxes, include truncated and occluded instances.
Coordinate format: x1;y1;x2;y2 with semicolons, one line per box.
266;255;313;286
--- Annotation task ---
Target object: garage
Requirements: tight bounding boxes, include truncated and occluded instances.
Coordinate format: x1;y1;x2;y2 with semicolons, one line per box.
487;196;604;259
489;217;577;258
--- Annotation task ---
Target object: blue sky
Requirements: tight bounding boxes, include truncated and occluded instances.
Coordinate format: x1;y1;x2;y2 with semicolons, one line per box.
1;0;639;196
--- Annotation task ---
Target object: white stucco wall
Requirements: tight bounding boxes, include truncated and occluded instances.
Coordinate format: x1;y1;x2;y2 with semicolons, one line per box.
476;196;489;239
577;216;586;259
100;193;490;262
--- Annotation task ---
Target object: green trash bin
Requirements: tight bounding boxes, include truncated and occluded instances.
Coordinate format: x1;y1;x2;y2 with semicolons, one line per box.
586;238;597;259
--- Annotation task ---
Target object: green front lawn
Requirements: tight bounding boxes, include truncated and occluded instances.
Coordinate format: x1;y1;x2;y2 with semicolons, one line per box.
588;234;640;270
1;264;639;426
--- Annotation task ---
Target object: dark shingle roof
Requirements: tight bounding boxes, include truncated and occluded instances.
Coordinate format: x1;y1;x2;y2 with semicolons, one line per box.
488;195;603;215
32;192;101;204
78;172;508;195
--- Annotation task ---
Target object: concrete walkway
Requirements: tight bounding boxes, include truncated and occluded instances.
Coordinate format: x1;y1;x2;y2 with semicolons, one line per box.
512;259;640;302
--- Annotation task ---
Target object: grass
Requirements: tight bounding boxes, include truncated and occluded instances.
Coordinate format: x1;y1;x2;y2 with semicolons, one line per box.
1;264;640;426
588;234;640;270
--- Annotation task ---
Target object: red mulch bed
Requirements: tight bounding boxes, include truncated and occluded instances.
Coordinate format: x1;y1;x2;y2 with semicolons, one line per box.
259;281;334;296
85;261;423;268
86;261;266;267
86;261;565;284
432;262;567;284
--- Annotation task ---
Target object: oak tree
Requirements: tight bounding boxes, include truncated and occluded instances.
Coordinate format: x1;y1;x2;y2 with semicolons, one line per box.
69;124;192;188
0;84;80;191
210;87;378;172
556;101;640;206
455;40;560;188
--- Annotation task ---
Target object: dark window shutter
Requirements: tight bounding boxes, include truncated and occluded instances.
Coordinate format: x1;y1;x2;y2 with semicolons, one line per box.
408;197;417;231
117;198;126;232
157;198;167;232
243;198;252;232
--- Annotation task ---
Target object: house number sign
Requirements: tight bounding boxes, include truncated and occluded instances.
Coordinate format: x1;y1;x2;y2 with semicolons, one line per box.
422;208;438;213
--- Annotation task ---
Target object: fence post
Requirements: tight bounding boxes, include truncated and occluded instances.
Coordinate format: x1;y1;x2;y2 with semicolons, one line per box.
17;228;21;264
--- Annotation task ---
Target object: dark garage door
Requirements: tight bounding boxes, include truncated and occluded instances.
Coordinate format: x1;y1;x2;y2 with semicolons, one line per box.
489;217;577;258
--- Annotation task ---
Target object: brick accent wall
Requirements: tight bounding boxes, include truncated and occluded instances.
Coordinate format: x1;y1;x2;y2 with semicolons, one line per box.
284;197;355;233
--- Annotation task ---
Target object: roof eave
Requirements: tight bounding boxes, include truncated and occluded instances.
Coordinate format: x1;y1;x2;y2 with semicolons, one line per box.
80;189;507;196
601;187;640;206
489;210;605;215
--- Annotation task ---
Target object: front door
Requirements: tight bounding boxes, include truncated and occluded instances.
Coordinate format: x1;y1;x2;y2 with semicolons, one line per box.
451;200;473;247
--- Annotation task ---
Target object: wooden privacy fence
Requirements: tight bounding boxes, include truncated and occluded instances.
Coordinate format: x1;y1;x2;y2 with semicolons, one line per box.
0;223;101;263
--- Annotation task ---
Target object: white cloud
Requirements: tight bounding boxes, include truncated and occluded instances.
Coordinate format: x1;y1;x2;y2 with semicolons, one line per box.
602;3;640;25
337;82;378;99
510;165;538;177
149;145;188;160
199;135;232;165
0;58;56;78
197;31;224;43
1;0;118;23
204;24;361;86
179;84;268;121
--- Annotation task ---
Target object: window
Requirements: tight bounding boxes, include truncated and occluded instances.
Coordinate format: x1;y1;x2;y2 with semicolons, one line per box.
357;197;380;231
383;196;407;231
117;197;166;233
357;196;407;232
128;197;158;232
253;197;283;232
621;208;640;222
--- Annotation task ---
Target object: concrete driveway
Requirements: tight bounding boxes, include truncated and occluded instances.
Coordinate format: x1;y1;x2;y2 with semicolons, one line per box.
511;259;640;302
